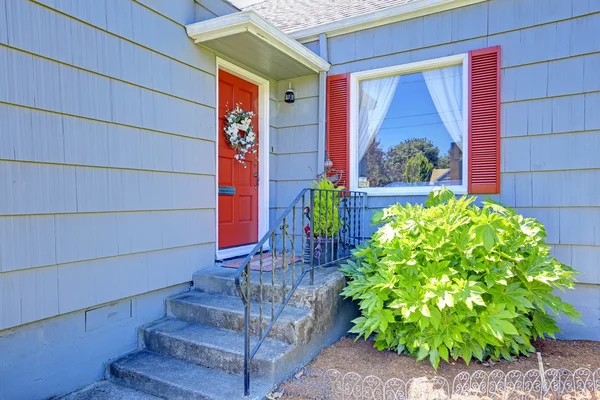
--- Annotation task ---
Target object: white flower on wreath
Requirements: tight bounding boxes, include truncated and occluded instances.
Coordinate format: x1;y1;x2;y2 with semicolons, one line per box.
223;103;257;166
239;118;251;132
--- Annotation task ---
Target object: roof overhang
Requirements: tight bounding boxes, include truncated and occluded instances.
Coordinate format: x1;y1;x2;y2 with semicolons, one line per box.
186;11;330;81
289;0;488;43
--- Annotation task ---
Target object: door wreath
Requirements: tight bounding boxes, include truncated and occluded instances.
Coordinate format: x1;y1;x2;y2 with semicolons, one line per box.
224;103;257;166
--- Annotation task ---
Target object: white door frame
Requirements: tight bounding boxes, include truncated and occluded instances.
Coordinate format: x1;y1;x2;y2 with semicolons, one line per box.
215;57;270;260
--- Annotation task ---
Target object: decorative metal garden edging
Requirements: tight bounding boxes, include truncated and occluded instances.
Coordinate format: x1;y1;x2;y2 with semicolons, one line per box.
280;367;600;399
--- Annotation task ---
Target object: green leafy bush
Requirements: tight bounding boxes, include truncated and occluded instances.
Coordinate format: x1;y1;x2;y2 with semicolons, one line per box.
341;188;580;369
310;177;344;237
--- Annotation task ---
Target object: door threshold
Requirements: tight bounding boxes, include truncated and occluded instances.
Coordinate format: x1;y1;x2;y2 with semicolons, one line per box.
217;243;270;261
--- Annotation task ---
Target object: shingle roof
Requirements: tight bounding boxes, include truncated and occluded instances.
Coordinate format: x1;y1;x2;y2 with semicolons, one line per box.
242;0;418;33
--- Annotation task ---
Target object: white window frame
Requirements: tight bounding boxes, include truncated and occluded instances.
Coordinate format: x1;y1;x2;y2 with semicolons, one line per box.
349;53;469;196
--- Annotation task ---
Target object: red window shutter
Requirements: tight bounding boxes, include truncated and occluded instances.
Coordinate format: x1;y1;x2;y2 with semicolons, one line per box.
326;73;350;188
468;46;501;194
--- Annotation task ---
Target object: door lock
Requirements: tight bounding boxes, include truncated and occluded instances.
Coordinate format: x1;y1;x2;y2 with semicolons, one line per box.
254;172;258;177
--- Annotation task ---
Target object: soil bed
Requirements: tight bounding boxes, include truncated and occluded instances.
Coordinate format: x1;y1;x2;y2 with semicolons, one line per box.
278;337;600;398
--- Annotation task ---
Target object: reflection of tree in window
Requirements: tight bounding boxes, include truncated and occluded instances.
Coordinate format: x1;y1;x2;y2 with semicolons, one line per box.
363;137;444;187
364;138;388;187
357;65;464;189
403;152;433;183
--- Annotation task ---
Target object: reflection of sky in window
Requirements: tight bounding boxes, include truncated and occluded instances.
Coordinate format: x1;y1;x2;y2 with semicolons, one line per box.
373;71;462;156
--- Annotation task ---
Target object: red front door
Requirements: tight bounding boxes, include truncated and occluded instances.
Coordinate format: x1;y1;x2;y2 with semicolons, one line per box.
218;70;259;249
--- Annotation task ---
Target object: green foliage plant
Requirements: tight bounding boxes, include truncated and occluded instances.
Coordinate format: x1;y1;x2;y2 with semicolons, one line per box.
341;187;581;369
310;176;344;237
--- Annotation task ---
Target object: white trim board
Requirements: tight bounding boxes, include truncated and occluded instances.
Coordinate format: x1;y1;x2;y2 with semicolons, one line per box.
187;11;330;73
349;53;470;197
289;0;488;43
215;57;271;260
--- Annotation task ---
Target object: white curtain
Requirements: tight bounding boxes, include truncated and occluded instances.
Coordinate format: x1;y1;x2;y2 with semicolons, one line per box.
422;66;464;150
358;76;400;159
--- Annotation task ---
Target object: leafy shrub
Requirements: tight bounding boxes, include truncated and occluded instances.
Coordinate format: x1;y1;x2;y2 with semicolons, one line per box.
341;188;580;368
310;177;344;237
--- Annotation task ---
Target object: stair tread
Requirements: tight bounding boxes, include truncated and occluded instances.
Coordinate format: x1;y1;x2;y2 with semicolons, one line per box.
145;318;294;361
60;380;161;400
170;291;311;322
111;350;272;400
195;266;343;288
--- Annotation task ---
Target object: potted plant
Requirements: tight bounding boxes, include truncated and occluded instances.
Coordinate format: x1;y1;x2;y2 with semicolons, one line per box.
303;176;345;266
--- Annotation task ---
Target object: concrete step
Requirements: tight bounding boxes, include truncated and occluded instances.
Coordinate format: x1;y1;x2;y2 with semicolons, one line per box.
142;318;296;380
109;350;272;400
167;291;314;345
60;380;161;400
193;266;346;309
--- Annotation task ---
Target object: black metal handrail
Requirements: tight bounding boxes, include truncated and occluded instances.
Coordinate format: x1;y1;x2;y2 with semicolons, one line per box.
234;188;368;396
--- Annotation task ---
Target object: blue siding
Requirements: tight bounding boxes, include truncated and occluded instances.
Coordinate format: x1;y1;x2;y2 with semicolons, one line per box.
548;56;584;97
326;0;600;339
0;284;189;400
270;75;321;218
303;40;320;56
136;0;197;25
0;0;7;45
0;1;219;397
585;92;600;130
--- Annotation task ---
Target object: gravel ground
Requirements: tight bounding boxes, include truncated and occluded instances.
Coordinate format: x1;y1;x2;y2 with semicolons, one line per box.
276;337;600;399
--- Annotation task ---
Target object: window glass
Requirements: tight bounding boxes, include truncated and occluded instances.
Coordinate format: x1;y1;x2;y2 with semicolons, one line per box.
357;65;464;189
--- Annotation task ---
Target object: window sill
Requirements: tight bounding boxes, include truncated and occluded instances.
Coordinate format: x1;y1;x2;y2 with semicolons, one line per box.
352;185;468;197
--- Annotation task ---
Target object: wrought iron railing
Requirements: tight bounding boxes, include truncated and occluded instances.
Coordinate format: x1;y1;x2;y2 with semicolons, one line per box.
234;188;368;396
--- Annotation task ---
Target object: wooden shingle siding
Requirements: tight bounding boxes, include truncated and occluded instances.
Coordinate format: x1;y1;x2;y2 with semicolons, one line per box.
330;37;489;75
0;104;215;176
325;0;600;338
585;92;600;130
331;12;599;75
557;284;600;340
0;0;7;45
0;162;215;216
501;136;530;173
55;244;213;314
564;245;600;284
0;283;187;400
0;265;59;329
0;215;56;273
488;0;569;34
0;47;216;140
513;173;533;208
303;40;320;56
199;0;239;18
135;0;196;25
559;208;600;246
0;0;218;332
195;4;219;22
26;0;215;71
6;0;216;99
270;75;321;219
548;57;584;96
272;125;319;156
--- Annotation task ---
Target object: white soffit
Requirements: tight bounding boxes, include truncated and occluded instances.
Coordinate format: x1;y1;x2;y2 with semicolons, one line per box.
186;11;330;80
288;0;488;43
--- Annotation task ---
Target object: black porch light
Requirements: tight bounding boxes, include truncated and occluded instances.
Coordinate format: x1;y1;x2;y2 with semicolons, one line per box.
284;82;295;103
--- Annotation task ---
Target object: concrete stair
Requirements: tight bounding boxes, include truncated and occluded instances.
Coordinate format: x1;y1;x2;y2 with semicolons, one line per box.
110;351;272;400
143;318;296;378
105;267;357;399
168;291;313;345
